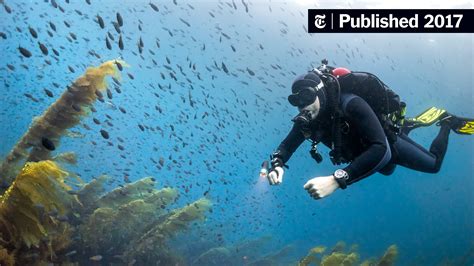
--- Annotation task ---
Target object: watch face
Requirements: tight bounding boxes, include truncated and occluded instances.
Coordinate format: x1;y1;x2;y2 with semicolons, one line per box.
335;169;348;179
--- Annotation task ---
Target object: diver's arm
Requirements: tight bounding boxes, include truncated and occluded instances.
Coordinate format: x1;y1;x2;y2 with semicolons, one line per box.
273;124;306;164
342;97;392;185
267;125;305;185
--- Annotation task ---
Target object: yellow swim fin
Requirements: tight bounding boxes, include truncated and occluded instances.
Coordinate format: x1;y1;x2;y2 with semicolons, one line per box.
453;118;474;135
402;107;447;135
408;107;447;126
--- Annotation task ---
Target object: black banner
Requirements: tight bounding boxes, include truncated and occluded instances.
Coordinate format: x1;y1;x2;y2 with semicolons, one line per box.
308;9;474;33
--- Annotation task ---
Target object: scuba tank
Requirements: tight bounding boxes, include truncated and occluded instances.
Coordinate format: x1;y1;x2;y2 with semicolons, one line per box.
309;59;404;165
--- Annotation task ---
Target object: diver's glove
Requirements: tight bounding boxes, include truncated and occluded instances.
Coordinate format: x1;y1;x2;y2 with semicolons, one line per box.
303;175;340;199
267;155;285;185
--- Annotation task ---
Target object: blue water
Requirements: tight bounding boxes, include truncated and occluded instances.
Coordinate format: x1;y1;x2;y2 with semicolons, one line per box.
1;0;473;265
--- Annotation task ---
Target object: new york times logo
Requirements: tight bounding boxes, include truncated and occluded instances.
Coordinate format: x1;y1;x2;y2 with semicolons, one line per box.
308;9;474;33
314;14;326;29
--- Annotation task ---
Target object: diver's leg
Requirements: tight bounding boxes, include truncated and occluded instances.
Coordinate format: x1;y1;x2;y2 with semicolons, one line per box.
392;124;450;173
378;163;396;176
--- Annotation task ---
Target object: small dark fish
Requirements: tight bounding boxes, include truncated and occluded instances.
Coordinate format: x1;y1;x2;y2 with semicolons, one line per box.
106;88;112;99
112;22;121;33
241;0;248;13
127;73;134;79
100;129;109;139
0;32;6;39
29;26;38;38
49;22;56;31
246;68;255;76
118;106;126;114
71;104;81;112
68;65;75;73
138;124;145;131
97;15;104;29
93;118;100;125
57;215;69;222
18;46;32;58
44;89;54;97
105;36;111;50
85;0;91;5
221;62;229;74
114;61;123;71
149;2;159;12
139;37;143;47
118;35;124;50
4;4;12;13
95;90;103;98
52;48;59;56
38;42;48;55
112;77;121;85
179;18;190;27
41;137;55;151
64;21;71;28
116;12;123;27
221;32;230;40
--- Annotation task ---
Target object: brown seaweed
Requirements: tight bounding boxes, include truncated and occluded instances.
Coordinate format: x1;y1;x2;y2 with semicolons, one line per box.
0;60;125;189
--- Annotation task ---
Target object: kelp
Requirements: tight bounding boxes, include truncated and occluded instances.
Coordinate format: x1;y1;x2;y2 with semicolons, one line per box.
0;161;73;249
0;160;212;265
95;176;157;208
377;245;398;266
123;197;212;263
52;152;78;165
299;242;398;266
247;244;295;266
299;246;326;266
192;247;233;266
0;246;15;266
188;235;294;266
79;186;179;252
0;60;126;189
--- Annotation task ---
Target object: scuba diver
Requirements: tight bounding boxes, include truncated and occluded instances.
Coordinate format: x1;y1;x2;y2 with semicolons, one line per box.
261;59;473;200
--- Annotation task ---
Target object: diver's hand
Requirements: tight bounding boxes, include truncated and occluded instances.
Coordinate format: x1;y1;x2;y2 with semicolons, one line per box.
268;167;284;185
303;175;339;199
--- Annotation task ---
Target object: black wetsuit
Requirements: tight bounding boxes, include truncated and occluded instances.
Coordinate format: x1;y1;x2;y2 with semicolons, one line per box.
274;72;451;186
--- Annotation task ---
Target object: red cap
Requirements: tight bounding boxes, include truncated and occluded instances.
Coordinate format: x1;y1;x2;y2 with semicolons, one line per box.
332;67;351;77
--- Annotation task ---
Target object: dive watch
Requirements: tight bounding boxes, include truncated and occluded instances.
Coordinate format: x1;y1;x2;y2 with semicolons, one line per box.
333;169;349;189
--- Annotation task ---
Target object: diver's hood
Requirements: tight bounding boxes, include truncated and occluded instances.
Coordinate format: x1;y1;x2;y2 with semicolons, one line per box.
290;72;327;112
